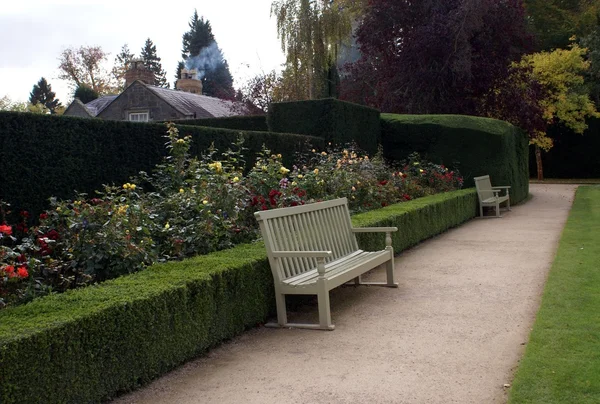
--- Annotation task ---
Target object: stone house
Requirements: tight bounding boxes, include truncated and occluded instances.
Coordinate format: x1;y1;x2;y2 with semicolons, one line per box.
64;61;243;122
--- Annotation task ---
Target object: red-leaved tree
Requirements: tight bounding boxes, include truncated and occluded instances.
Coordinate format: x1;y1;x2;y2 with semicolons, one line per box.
341;0;533;115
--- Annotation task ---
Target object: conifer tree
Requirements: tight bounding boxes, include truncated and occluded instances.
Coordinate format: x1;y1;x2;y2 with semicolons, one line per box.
178;10;234;98
29;77;61;114
112;44;135;90
141;38;169;88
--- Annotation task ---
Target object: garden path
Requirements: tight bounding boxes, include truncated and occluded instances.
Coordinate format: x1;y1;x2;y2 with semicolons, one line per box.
113;184;577;404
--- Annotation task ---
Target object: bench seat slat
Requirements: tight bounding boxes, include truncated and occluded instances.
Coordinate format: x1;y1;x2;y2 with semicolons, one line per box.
284;250;389;287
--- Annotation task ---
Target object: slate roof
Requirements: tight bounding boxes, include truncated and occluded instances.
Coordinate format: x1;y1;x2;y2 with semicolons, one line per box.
145;85;239;118
85;96;118;116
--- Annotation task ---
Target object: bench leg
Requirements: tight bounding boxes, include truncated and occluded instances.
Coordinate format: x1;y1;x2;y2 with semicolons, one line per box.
275;293;287;326
479;204;484;218
317;287;334;330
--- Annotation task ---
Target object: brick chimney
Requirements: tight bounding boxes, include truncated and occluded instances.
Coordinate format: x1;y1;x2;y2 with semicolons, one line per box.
176;68;203;94
124;59;155;87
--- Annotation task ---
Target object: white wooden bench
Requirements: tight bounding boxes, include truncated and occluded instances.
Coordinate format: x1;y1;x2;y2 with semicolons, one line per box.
254;198;398;330
474;175;511;218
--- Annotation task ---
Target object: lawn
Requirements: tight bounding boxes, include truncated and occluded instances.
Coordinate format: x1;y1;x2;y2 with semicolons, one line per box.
509;186;600;403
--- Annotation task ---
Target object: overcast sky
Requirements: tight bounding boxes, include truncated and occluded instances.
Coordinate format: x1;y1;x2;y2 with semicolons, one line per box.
0;0;286;104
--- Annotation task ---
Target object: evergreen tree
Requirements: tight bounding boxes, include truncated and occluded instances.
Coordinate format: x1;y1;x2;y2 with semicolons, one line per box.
29;77;61;114
140;38;169;88
73;84;99;104
179;10;234;98
112;44;135;90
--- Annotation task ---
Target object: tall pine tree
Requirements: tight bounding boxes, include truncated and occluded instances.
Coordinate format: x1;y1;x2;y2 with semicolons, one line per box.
141;38;169;88
179;10;234;98
29;77;61;114
112;44;135;90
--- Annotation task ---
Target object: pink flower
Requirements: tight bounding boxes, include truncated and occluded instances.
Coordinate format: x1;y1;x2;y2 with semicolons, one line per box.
0;224;12;235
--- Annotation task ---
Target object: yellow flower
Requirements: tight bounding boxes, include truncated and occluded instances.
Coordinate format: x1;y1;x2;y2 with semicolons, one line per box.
276;154;282;159
261;165;268;172
203;200;209;205
413;162;419;166
191;188;196;194
419;169;424;173
352;186;356;191
321;151;327;156
164;223;170;229
291;181;297;186
398;172;403;177
318;180;325;185
279;166;290;175
314;169;319;175
356;181;361;185
312;149;316;153
343;149;349;156
297;174;303;179
73;200;82;206
56;207;61;212
208;162;223;173
233;176;240;183
364;156;369;160
179;188;184;193
176;139;186;144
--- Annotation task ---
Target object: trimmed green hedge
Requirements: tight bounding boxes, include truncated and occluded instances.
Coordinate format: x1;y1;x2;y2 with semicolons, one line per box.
267;98;381;154
175;115;268;132
0;112;323;217
0;189;476;403
381;114;529;204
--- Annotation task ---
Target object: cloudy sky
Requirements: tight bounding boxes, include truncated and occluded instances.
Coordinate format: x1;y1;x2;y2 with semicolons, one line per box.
0;0;286;104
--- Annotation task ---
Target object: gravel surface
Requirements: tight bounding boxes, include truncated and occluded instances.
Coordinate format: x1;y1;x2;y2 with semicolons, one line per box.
113;184;577;404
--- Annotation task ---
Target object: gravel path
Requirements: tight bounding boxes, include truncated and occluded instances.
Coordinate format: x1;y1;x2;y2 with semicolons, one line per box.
113;184;577;404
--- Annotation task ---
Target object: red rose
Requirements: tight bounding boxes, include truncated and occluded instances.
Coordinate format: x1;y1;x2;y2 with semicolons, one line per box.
0;224;12;235
39;212;49;220
17;267;28;279
3;265;15;277
19;210;30;218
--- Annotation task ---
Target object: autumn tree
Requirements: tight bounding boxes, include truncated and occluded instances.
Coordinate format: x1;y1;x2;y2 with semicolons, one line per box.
341;0;533;114
239;70;284;113
271;0;364;100
524;0;599;51
58;46;117;95
179;10;235;98
112;44;135;90
0;95;52;114
29;77;61;114
141;38;169;88
515;43;599;179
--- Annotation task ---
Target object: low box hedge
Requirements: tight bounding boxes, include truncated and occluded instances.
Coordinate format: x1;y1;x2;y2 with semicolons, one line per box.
0;188;477;403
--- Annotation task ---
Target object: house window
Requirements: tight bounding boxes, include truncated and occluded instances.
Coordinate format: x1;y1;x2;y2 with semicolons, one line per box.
128;112;149;122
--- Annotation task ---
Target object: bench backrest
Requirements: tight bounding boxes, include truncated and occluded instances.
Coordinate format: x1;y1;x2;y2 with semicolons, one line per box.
254;198;359;282
474;175;494;201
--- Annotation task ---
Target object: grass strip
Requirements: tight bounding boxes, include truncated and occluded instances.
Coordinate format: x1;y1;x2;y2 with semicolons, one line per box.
509;186;600;403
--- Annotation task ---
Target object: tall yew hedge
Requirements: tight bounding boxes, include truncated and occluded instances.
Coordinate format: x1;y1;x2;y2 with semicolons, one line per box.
381;114;529;203
0;112;323;217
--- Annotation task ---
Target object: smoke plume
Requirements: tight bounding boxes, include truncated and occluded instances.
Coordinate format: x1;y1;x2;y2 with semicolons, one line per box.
184;41;222;80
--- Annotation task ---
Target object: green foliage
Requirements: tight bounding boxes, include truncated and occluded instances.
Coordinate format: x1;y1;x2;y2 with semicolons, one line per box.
524;0;599;51
380;114;530;204
0;112;324;220
267;98;381;154
73;84;99;103
0;188;476;403
141;38;169;88
508;186;600;403
29;77;61;114
179;10;234;98
176;115;268;132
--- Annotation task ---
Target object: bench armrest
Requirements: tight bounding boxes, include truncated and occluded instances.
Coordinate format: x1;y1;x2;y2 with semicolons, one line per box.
271;251;333;258
492;186;511;189
351;227;398;233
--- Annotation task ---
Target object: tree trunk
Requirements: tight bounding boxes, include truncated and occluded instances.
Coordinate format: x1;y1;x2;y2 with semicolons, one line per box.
535;145;544;181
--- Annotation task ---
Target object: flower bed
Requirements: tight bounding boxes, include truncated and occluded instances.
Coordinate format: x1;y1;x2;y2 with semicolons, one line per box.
0;188;477;404
0;123;463;309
